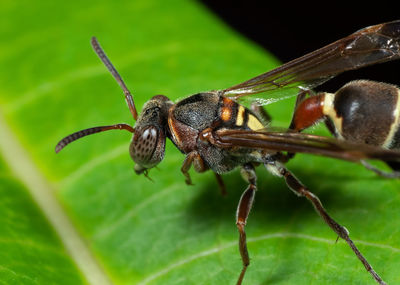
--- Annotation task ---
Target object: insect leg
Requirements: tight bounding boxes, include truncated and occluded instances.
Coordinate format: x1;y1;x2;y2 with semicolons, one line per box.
180;151;207;185
182;148;226;194
361;160;400;178
214;173;227;196
236;163;257;285
265;161;386;285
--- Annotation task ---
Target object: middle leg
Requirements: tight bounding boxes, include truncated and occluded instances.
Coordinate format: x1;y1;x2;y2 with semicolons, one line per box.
235;163;257;285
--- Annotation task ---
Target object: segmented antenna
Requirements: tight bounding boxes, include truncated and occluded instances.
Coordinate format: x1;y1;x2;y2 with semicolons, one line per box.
91;37;138;120
55;124;134;153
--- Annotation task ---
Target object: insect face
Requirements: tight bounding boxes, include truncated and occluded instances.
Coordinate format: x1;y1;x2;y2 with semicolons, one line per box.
130;95;173;174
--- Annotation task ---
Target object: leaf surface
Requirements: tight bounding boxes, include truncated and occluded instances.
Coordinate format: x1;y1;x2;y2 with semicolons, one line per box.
1;1;399;284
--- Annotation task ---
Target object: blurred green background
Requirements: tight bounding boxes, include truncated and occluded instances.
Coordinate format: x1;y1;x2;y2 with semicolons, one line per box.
1;1;399;284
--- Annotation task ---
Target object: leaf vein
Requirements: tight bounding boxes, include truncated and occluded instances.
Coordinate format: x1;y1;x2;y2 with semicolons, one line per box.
137;232;400;284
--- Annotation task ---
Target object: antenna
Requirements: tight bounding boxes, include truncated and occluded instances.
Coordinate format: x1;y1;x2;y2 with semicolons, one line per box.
55;124;134;153
91;37;138;120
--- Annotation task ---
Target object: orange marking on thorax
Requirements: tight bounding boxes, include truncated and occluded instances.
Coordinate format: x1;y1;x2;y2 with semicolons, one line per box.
221;107;232;121
221;97;235;122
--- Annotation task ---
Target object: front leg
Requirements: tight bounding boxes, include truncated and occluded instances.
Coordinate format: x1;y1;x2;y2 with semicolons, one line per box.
236;163;257;285
265;161;386;285
214;173;227;196
182;151;228;195
180;151;207;185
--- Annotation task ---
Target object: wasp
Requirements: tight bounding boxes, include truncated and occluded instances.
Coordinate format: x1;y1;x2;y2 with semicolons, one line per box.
56;20;400;284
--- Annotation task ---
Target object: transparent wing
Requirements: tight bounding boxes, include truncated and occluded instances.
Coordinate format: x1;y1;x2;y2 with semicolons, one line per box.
214;129;400;163
221;20;400;106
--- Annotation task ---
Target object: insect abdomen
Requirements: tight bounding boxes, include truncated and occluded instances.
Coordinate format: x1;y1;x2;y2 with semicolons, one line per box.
219;97;264;131
325;80;400;148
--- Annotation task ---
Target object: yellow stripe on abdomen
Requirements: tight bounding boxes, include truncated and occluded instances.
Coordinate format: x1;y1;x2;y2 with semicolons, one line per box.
247;114;264;130
236;106;245;126
235;105;264;130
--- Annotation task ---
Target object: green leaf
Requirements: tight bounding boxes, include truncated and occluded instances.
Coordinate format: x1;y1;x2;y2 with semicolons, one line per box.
1;1;400;285
0;155;86;284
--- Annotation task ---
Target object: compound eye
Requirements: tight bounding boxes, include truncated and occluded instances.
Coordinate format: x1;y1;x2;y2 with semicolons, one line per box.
129;126;165;169
131;126;158;162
